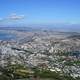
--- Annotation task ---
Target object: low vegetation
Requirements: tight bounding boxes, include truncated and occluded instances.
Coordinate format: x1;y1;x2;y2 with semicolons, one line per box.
0;64;79;80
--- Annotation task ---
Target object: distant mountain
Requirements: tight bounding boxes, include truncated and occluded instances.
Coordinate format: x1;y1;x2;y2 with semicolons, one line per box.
0;23;80;32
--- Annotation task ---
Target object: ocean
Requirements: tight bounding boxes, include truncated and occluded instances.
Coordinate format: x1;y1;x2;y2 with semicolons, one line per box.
0;32;16;41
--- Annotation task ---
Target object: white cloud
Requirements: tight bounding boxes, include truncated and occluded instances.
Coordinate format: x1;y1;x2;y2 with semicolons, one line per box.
0;13;25;23
7;13;25;20
0;18;4;21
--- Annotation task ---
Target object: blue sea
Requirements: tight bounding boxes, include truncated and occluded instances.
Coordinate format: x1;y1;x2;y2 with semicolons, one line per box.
0;32;16;41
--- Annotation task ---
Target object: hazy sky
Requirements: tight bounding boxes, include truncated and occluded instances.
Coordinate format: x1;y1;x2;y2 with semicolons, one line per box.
0;0;80;25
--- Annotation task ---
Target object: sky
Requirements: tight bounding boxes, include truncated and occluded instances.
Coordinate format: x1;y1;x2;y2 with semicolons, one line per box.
0;0;80;25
